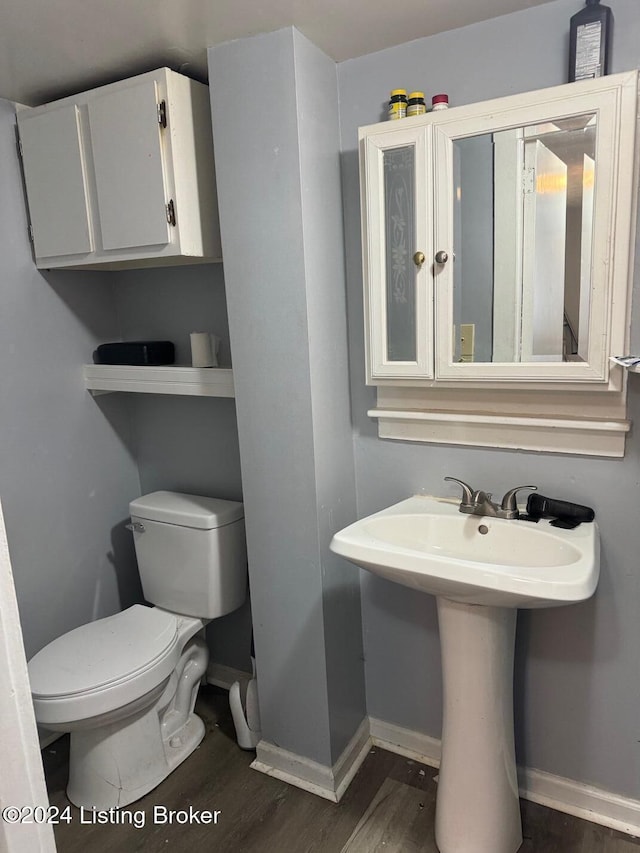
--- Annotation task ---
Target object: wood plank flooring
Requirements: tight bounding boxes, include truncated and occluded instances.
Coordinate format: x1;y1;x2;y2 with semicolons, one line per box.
42;686;640;852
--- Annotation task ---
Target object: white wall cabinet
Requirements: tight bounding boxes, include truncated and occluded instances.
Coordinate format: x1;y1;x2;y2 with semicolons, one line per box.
17;68;221;270
359;71;639;456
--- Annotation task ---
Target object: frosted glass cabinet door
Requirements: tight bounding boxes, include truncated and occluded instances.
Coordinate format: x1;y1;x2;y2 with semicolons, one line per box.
17;104;93;259
360;125;433;380
88;78;170;251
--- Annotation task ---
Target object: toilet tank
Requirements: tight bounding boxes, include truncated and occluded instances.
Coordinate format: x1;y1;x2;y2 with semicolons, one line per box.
129;491;247;619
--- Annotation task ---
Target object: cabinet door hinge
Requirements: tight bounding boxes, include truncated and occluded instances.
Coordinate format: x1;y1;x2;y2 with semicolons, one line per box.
522;167;535;195
27;224;34;244
166;199;176;226
14;121;24;159
157;100;167;128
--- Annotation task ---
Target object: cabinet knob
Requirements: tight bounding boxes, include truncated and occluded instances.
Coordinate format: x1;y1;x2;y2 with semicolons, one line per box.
435;250;449;264
413;251;426;267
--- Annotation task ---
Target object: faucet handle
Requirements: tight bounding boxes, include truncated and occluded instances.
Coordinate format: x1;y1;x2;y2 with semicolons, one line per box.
444;477;475;507
500;485;537;516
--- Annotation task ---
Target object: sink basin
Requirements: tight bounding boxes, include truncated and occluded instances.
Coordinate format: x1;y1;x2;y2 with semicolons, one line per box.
330;495;599;608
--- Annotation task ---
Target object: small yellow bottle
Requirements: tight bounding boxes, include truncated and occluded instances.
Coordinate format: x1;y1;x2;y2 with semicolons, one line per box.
407;92;427;117
388;89;408;120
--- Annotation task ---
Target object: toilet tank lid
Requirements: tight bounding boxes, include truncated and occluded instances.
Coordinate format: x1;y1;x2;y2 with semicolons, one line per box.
130;491;244;529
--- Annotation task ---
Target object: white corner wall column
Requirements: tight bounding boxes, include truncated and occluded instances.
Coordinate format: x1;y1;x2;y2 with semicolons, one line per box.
0;499;56;853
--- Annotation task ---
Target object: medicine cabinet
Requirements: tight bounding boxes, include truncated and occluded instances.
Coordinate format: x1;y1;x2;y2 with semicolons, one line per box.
16;68;221;270
359;71;639;456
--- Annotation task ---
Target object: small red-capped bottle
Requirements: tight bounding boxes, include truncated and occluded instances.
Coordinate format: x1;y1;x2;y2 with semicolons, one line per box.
431;94;449;111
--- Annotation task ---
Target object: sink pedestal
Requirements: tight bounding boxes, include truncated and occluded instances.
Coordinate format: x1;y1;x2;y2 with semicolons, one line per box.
435;597;522;853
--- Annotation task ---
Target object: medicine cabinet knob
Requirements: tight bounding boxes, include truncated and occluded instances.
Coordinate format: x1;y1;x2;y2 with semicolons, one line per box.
413;251;426;267
435;250;449;264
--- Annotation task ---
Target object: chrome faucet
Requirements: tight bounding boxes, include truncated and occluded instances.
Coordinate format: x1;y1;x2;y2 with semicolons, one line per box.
444;477;537;520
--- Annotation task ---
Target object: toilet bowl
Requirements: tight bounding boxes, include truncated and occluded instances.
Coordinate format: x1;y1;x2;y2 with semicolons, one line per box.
28;491;247;810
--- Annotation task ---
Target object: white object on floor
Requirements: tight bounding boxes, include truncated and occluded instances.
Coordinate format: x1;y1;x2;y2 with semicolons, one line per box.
230;655;261;750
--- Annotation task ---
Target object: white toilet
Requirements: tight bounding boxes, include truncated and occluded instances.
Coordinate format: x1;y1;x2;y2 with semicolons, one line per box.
28;491;247;810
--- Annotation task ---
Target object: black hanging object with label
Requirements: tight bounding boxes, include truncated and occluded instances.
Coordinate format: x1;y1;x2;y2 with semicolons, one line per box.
569;0;613;83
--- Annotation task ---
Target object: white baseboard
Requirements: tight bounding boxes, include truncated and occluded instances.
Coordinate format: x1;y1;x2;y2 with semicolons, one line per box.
519;766;640;837
253;714;640;837
369;716;441;769
370;717;640;838
206;662;252;691
251;717;371;803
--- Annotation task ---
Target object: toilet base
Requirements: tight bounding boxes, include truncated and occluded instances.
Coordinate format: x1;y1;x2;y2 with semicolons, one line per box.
66;636;209;810
67;708;205;810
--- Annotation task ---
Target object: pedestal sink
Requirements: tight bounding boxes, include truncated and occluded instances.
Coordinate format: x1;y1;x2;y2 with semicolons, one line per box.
330;495;599;853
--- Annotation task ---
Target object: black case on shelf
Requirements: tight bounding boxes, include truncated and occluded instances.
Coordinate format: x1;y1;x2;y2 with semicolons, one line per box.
95;341;175;366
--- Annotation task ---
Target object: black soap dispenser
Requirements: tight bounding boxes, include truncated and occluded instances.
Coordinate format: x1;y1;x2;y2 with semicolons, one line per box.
569;0;613;82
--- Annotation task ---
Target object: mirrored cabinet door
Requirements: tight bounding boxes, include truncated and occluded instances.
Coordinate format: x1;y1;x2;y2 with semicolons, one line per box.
360;125;434;379
432;73;638;383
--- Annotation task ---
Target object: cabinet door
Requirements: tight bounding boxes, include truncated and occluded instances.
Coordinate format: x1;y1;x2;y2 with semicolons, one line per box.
18;104;93;259
88;78;170;251
432;77;637;383
360;125;433;380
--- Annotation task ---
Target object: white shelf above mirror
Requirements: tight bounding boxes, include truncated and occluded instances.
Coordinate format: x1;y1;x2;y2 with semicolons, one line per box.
83;365;234;398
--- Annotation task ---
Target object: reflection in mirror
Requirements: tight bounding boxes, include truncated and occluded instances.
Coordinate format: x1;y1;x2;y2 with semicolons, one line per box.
452;113;596;364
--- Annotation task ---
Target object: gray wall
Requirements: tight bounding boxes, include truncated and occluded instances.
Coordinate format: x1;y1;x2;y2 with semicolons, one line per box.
114;265;241;505
0;98;142;660
114;264;233;370
209;28;366;767
338;0;640;798
113;265;249;670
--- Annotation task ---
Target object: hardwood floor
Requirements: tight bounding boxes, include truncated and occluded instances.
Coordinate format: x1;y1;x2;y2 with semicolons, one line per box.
42;687;640;852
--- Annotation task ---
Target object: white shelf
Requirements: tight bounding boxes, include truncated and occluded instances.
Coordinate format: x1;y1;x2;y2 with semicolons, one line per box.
83;365;235;398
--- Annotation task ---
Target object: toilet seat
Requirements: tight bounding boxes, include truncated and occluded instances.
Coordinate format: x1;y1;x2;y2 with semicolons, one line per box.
29;605;181;726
